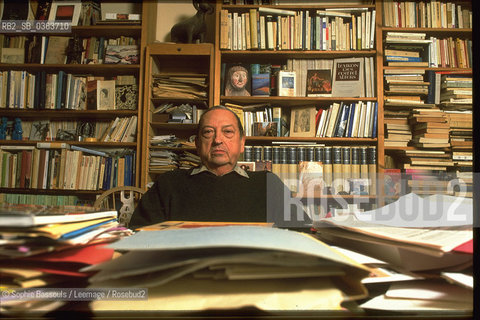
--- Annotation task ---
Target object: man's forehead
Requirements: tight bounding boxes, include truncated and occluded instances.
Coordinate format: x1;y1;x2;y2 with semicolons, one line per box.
202;110;237;125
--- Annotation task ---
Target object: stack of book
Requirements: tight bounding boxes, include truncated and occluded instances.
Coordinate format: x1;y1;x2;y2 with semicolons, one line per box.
0;204;122;313
151;74;208;100
383;69;428;106
440;74;472;107
409;108;450;149
383;118;411;148
384;32;430;67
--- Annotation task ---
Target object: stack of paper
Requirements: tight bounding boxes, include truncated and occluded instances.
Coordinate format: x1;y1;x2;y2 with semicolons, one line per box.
0;204;125;314
86;226;371;312
313;193;473;312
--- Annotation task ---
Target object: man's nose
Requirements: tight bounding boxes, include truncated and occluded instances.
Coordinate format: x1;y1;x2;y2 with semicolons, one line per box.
212;130;223;144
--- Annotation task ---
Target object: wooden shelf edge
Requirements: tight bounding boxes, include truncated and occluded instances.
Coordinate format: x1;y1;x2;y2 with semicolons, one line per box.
0;140;137;147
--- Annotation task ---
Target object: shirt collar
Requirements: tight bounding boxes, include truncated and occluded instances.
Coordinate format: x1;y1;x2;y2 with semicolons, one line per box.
191;164;250;178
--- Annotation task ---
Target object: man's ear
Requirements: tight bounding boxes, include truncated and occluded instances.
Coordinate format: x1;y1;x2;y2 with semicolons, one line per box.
240;135;246;153
195;135;200;149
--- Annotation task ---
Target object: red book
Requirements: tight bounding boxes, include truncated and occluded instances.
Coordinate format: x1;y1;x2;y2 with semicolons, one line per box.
452;239;473;254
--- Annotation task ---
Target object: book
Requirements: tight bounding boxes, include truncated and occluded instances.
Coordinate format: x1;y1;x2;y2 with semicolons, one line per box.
96;80;116;110
251;73;270;96
331;57;364;97
0;204;117;227
277;70;296;96
306;69;332;97
104;45;139;65
44;36;70;64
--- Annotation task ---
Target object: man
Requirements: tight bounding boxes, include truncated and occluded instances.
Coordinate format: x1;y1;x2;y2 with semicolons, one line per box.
129;106;310;229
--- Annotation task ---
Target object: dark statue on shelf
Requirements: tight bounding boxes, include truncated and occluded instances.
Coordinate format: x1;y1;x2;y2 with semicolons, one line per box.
12;118;23;140
170;0;214;44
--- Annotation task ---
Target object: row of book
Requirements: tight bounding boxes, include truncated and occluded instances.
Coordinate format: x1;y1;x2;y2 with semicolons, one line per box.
0;35;138;65
220;7;376;51
2;116;137;144
316;101;377;139
384;33;472;69
382;0;472;29
0;144;136;191
0;193;83;206
0;70;137;110
286;57;375;98
241;145;377;195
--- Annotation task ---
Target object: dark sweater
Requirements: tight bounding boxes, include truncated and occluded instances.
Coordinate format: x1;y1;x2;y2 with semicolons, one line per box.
130;169;310;229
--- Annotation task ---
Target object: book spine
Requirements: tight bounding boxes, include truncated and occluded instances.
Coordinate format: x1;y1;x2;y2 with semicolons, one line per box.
287;146;297;193
332;146;342;194
322;146;332;191
341;146;351;193
367;146;377;195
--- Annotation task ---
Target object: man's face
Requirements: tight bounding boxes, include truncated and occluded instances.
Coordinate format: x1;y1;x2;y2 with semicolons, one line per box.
231;70;247;89
196;109;245;176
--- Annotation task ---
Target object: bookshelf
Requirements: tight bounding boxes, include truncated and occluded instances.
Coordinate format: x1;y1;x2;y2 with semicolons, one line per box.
0;1;158;205
213;0;382;208
140;43;215;188
379;0;473;198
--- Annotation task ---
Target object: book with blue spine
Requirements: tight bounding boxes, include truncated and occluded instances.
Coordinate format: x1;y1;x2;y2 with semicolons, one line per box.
346;103;356;137
385;56;422;62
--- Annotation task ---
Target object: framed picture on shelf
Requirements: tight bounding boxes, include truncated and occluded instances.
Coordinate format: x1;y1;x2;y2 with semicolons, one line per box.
289;106;316;137
306;69;332;97
48;1;81;26
97;80;116;110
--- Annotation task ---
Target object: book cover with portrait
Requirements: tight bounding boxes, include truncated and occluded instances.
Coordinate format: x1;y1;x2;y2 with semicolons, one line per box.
223;63;251;96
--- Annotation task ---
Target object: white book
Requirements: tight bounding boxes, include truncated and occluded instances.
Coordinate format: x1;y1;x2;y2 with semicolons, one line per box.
42;150;49;189
316;10;351;18
361;12;366;49
365;11;370;51
364;57;371;97
369;57;375;98
367;101;375;138
266;16;275;50
258;7;296;16
241;13;246;51
232;12;238;51
227;12;233;50
369;10;376;49
357;102;366;138
316;108;327;137
237;13;243;50
259;15;266;50
363;101;372;138
351;101;362;138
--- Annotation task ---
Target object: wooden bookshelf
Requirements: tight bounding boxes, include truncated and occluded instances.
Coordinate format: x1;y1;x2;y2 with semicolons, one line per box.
0;1;158;205
140;43;214;188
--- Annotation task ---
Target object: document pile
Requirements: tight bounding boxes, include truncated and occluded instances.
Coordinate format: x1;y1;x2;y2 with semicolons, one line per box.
0;204;125;314
313;193;473;312
86;226;371;312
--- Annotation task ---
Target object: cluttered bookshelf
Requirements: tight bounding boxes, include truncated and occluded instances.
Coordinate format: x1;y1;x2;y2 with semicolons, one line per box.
0;1;158;206
214;0;381;210
140;43;214;188
380;0;473;198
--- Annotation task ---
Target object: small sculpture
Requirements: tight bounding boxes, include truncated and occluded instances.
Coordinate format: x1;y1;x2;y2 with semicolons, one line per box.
0;117;7;140
170;0;214;44
12;118;23;140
